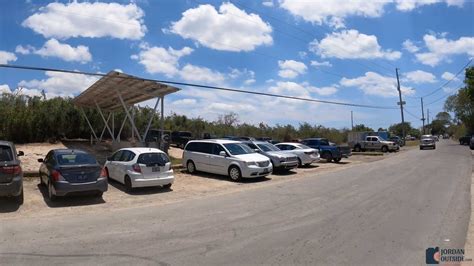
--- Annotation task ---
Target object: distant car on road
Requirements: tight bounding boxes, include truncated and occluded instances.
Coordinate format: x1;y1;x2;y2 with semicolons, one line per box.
301;138;351;163
350;136;398;153
419;137;436;150
243;141;299;171
0;141;24;204
104;148;174;191
38;149;107;201
183;139;272;181
460;135;471;145
389;136;405;147
274;142;320;167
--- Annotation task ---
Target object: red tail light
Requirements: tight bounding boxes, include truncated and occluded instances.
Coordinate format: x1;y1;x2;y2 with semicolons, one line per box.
0;165;21;175
51;170;64;181
100;168;108;177
132;164;141;173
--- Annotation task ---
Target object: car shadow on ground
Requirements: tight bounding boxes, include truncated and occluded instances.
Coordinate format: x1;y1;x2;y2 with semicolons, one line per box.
37;184;106;208
107;178;173;195
0;199;21;213
179;169;272;183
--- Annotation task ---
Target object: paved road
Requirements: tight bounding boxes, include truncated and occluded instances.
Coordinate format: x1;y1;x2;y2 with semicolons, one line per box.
1;140;472;265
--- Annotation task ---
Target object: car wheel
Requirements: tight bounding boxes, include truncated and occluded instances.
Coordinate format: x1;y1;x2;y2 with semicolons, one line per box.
16;188;24;205
381;146;388;153
304;163;312;167
124;176;133;192
228;166;242;182
39;175;44;186
187;160;196;174
354;145;361;152
322;152;332;162
333;157;341;163
163;183;172;189
48;181;56;201
297;158;302;167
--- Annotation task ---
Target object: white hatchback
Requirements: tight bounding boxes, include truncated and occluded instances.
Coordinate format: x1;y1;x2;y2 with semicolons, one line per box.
274;142;320;167
104;147;174;191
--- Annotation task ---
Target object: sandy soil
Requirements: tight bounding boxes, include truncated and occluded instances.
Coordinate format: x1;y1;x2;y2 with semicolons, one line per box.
168;146;183;159
15;142;68;173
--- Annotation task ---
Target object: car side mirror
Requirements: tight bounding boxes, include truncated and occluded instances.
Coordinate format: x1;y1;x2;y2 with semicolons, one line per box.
37;158;44;163
17;151;24;156
219;151;227;157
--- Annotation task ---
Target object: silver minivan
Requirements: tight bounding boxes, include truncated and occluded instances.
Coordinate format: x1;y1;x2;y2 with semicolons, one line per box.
182;139;272;181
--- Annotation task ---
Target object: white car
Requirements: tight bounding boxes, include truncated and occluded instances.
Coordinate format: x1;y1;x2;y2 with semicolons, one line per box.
274;142;320;167
182;139;272;181
104;147;174;191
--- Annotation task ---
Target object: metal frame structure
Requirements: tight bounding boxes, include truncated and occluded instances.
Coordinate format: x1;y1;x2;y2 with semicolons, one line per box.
73;71;180;147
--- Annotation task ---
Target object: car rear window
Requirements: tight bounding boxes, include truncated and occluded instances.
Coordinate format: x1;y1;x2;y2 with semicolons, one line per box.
0;145;13;162
57;153;97;165
138;152;169;166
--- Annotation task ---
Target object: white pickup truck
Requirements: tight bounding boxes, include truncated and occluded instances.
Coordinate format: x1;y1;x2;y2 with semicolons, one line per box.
351;136;399;152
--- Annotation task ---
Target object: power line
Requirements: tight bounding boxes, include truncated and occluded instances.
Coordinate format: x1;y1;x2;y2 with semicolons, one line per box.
425;87;462;106
422;59;472;98
404;108;420;120
0;64;399;110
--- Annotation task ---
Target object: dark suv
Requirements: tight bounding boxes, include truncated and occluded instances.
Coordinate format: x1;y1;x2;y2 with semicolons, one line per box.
171;131;193;148
0;141;24;204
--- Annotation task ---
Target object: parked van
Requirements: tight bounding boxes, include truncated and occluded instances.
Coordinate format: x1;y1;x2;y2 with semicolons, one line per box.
182;139;272;181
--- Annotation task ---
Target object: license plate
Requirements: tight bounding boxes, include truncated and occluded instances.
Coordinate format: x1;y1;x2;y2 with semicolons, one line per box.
77;175;87;180
152;167;160;172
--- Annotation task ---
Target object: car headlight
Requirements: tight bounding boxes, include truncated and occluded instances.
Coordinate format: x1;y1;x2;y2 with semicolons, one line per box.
246;161;256;166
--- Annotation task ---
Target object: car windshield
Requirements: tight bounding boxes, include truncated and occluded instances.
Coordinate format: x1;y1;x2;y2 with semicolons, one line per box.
0;145;13;162
223;143;255;155
257;143;280;152
318;140;330;146
138;152;169;166
57;153;97;165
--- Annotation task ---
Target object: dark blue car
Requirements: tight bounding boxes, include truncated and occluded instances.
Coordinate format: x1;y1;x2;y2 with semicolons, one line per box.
301;138;351;163
38;149;107;201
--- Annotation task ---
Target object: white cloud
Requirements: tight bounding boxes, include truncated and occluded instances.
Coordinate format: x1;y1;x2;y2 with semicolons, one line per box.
309;86;338;96
132;45;193;77
402;70;437;84
168;3;272;52
244;79;256;85
22;2;146;40
269;81;311;98
0;50;17;64
402;39;420;53
310;60;333;67
395;0;465;11
310;30;401;60
414;34;474;66
262;0;274;7
179;64;226;85
18;71;99;97
441;71;460;81
280;0;387;28
340;72;415;97
171;98;197;106
0;84;11;94
20;39;92;63
278;60;307;79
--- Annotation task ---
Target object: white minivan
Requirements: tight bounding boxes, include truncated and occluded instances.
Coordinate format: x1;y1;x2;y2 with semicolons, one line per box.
182;139;272;181
104;147;174;191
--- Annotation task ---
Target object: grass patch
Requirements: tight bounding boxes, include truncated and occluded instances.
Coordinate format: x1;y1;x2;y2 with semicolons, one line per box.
405;140;420;147
170;156;182;165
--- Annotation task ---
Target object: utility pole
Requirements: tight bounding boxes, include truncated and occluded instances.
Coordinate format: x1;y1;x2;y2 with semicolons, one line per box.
396;68;405;139
351;111;354;130
421;97;425;134
427;109;430;125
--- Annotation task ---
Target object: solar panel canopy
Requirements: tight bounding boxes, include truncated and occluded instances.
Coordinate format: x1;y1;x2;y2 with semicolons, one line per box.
73;71;180;111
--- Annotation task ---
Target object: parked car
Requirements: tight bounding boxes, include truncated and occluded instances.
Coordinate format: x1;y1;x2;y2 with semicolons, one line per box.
38;149;107;201
420;137;436;150
301;138;351;163
243;141;299;171
350;136;399;153
183;139;272;181
0;141;24;204
274;142;320;167
104;148;174;191
171;131;193;148
460;135;471;145
470;136;474;150
389;136;405;147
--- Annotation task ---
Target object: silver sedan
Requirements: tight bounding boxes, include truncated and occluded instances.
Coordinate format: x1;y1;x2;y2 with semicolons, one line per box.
275;143;321;167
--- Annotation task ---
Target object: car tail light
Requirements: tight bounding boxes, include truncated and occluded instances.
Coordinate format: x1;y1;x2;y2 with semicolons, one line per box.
132;164;142;173
51;170;65;181
100;167;108;178
0;165;21;175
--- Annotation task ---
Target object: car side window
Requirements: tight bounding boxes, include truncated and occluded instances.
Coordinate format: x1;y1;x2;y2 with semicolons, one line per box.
200;143;212;154
111;151;123;161
288;145;296;150
279;145;289;150
247;143;258;149
212;144;225;155
119;150;135;162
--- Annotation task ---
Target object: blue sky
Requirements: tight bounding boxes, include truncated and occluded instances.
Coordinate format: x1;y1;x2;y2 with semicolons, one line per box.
0;0;473;130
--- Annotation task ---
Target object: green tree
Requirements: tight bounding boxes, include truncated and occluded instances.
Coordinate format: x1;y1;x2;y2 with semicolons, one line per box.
444;66;474;134
353;124;374;132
